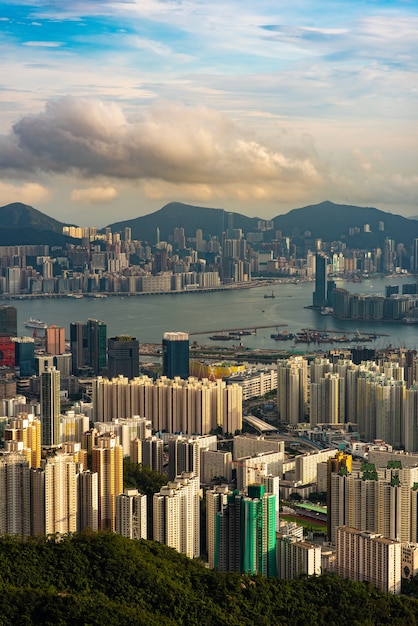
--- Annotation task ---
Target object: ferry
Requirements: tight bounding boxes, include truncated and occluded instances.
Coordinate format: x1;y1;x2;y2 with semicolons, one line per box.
24;317;47;329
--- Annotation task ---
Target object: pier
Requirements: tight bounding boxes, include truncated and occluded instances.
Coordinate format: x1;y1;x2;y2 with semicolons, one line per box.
189;324;287;336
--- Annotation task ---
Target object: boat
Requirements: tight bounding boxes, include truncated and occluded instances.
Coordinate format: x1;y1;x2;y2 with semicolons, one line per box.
264;291;275;299
402;318;418;324
271;331;294;341
24;317;47;329
209;334;233;341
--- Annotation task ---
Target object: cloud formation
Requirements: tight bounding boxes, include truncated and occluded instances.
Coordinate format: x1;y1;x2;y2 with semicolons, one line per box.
0;181;50;206
70;186;118;204
0;96;324;203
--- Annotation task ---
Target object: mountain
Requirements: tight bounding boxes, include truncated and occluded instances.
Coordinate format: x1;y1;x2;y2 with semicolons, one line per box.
273;200;418;247
2;199;418;249
0;202;67;232
107;200;418;248
105;201;260;242
0;202;75;247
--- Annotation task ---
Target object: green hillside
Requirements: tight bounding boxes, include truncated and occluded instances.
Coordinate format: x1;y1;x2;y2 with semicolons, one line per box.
1;532;418;625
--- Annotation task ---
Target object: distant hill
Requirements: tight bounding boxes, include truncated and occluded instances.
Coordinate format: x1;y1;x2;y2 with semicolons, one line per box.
105;201;260;242
0;202;67;232
107;200;418;248
273;200;418;247
0;202;75;247
2;199;418;249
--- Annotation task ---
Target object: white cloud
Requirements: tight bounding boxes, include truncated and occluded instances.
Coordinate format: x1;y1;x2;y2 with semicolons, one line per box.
0;96;325;194
0;181;50;205
70;186;118;204
23;41;63;47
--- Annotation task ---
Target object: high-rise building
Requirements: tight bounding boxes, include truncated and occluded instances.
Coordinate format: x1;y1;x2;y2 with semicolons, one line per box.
327;451;352;541
336;526;402;594
6;267;21;295
153;472;200;559
235;451;283;493
0;337;16;367
116;488;147;539
92;433;123;531
45;325;65;355
0;451;31;537
60;411;90;444
277;356;308;424
70;319;107;376
310;373;345;425
140;436;164;473
162;332;189;380
93;375;242;435
107;335;139;379
4;413;41;469
201;449;232;485
94;416;152;457
78;470;99;532
87;319;107;375
312;252;328;308
213;485;277;576
12;337;35;376
168;434;217;481
70;321;86;375
31;452;79;536
277;535;321;580
206;485;233;569
40;367;60;448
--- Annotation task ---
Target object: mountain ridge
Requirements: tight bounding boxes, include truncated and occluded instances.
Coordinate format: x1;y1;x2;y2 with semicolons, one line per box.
1;200;418;247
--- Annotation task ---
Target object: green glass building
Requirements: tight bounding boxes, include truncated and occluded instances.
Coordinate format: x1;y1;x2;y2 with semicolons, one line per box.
215;485;277;577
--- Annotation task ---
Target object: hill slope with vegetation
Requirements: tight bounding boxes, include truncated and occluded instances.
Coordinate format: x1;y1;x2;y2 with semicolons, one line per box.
1;533;418;625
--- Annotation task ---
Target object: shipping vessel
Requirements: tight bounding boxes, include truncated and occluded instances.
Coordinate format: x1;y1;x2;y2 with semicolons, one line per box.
24;317;47;329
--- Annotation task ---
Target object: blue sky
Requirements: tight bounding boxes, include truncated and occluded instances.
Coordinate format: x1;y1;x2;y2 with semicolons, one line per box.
0;0;417;226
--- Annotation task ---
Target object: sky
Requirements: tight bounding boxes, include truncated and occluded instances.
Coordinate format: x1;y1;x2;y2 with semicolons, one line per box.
0;1;417;227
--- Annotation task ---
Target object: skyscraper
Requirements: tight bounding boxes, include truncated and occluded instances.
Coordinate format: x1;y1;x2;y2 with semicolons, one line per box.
78;470;99;532
45;325;65;355
337;526;402;594
12;337;35;376
70;321;86;375
0;451;31;537
162;332;189;379
153;472;200;558
107;335;139;379
277;356;308;424
213;485;277;576
44;453;78;536
116;488;147;539
92;433;123;531
0;305;17;337
87;319;107;375
327;451;352;541
312;252;328;308
70;319;107;375
4;413;41;469
40;367;60;448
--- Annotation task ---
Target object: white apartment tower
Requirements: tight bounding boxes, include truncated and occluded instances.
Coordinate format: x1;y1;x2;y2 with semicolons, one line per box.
337;526;402;594
116;488;147;539
0;451;31;537
153;472;200;559
277;357;308;424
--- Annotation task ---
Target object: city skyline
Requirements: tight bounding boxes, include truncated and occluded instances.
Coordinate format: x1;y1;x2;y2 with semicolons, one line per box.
0;1;417;225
